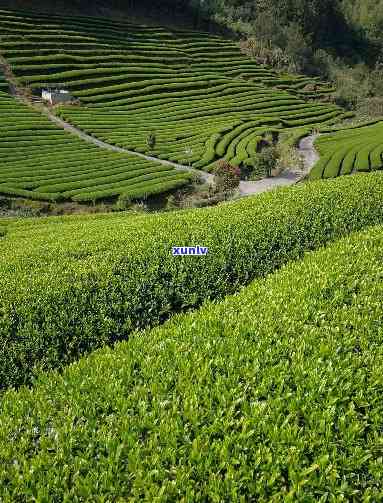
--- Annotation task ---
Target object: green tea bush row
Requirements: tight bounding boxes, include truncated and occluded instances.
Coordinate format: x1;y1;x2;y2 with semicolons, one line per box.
310;121;383;179
1;224;383;500
66;170;187;199
1;173;383;389
0;185;61;200
0;83;184;200
370;144;383;169
71;173;191;201
322;147;349;178
36;165;173;194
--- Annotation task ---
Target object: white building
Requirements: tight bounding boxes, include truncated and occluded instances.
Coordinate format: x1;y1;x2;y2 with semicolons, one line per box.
41;88;74;105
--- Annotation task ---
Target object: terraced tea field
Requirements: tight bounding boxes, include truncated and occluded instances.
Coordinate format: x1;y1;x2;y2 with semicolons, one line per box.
310;120;383;179
0;9;349;174
0;71;191;202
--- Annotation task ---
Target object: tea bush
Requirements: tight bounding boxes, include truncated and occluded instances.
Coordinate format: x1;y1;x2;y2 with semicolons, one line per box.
1;224;382;500
310;120;383;179
0;8;346;174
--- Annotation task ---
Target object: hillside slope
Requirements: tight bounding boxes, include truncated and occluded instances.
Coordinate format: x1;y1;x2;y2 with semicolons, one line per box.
1;172;383;389
310;120;383;179
0;9;346;177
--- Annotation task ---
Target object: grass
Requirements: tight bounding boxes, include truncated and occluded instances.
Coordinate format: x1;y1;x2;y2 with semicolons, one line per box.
0;223;382;500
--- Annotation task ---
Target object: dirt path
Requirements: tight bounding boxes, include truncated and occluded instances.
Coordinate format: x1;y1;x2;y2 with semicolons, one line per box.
238;134;320;195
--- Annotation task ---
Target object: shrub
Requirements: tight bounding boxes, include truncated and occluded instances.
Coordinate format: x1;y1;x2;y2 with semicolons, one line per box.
239;38;293;69
1;173;383;389
165;194;177;210
276;142;304;173
146;131;156;151
212;159;241;192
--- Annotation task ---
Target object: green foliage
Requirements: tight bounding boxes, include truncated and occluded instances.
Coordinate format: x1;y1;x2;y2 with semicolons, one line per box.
239;38;293;69
1;223;383;499
1;173;383;389
0;72;187;202
342;0;383;39
0;9;343;179
253;146;279;177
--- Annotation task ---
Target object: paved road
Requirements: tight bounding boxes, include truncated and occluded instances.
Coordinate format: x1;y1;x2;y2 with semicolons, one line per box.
45;107;319;196
4;66;320;197
2;59;322;198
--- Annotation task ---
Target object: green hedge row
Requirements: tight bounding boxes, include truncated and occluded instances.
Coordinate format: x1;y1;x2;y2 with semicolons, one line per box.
1;173;383;389
1;223;382;500
0;185;61;201
66;170;184;200
311;122;383;179
36;165;173;194
370;144;383;169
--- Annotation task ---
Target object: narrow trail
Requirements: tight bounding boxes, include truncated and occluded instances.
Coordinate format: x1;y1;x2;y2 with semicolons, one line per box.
1;58;320;196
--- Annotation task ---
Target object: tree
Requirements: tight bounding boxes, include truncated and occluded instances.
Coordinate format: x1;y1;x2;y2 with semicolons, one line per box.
146;131;156;151
213;159;241;193
254;147;279;177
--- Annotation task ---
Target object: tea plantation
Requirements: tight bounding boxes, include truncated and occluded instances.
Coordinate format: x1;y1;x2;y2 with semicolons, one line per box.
1;172;383;390
0;71;191;201
0;8;349;174
0;6;383;500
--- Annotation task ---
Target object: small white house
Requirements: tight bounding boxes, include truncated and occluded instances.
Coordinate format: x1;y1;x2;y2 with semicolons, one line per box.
41;88;74;105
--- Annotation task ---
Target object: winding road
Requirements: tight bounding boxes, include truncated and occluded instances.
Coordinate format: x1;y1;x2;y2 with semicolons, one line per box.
44;107;320;196
239;135;320;196
43;108;214;184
